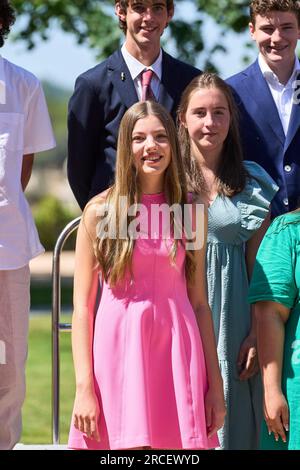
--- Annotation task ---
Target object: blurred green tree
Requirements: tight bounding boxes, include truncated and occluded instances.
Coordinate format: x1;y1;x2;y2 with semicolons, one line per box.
33;195;77;250
36;82;70;168
12;0;252;70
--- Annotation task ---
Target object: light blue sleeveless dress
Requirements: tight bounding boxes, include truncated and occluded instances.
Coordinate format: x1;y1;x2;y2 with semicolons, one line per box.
206;161;278;450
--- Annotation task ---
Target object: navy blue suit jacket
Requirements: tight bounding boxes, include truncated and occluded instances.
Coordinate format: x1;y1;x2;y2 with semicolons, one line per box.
68;49;201;209
227;60;300;218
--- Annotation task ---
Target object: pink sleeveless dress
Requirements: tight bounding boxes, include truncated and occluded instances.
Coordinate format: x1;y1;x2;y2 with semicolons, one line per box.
68;193;219;450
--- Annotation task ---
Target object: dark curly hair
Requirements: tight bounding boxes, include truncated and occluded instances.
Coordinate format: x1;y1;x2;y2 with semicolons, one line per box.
0;1;16;47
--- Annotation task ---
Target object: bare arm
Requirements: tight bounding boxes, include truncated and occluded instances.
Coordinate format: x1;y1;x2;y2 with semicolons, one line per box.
187;206;225;438
72;215;98;392
256;300;290;443
21;154;34;190
237;213;271;380
71;201;102;440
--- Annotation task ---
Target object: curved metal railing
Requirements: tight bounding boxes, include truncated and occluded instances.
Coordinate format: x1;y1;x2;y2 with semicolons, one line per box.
52;216;81;445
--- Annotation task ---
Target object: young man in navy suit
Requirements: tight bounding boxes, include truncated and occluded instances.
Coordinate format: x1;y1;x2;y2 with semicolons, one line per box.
68;0;201;210
227;0;300;218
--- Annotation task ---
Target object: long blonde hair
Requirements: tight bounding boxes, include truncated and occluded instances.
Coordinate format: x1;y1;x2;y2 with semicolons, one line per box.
91;101;195;286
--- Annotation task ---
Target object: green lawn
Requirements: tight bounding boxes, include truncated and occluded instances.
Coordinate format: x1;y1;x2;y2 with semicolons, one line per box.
21;314;75;444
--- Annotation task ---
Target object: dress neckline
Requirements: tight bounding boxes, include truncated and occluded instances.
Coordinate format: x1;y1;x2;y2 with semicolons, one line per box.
208;194;219;208
141;192;165;203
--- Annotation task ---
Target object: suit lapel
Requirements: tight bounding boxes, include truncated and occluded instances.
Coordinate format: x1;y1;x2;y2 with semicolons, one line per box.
285;73;300;152
108;50;138;109
158;51;175;113
244;61;285;146
107;49;176;113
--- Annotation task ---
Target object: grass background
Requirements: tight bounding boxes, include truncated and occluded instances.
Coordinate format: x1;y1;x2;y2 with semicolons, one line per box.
21;313;75;444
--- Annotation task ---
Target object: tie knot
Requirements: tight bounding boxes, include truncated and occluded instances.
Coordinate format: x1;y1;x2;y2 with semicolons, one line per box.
141;69;154;87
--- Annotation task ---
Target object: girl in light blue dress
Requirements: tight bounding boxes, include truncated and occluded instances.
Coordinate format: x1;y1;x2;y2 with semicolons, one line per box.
178;73;278;450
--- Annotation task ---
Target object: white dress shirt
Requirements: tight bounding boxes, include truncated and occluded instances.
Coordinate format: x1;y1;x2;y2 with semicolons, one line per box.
0;55;56;269
258;54;300;135
121;44;162;100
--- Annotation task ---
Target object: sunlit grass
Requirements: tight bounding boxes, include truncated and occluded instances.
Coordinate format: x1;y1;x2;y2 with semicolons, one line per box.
21;314;75;444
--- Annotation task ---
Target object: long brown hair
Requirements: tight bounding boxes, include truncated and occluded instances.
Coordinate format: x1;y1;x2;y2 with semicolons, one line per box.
178;72;247;197
90;101;195;287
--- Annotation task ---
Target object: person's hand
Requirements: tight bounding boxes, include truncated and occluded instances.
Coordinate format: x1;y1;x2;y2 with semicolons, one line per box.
205;384;226;439
237;334;259;381
73;388;101;441
264;388;289;444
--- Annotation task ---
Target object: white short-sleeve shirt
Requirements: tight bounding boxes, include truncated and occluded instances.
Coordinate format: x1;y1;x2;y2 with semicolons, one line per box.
0;55;56;269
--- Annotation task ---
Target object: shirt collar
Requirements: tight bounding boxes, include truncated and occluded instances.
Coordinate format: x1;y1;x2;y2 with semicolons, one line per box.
121;44;162;81
258;53;300;87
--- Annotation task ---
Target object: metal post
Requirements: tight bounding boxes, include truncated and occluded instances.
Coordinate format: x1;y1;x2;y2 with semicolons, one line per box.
52;216;81;445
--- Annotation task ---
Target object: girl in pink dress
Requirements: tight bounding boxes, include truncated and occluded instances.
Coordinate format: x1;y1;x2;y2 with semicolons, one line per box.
68;101;225;450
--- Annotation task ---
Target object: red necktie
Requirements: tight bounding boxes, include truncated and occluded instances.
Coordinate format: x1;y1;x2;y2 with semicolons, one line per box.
141;69;155;101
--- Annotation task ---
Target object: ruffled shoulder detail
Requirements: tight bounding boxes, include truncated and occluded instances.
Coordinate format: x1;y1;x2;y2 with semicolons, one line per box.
236;161;278;242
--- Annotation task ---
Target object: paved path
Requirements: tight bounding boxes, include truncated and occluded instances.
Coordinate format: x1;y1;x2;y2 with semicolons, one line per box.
14;444;68;450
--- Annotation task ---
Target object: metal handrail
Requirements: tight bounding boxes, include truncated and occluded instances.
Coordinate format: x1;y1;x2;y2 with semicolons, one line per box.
52;216;81;445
